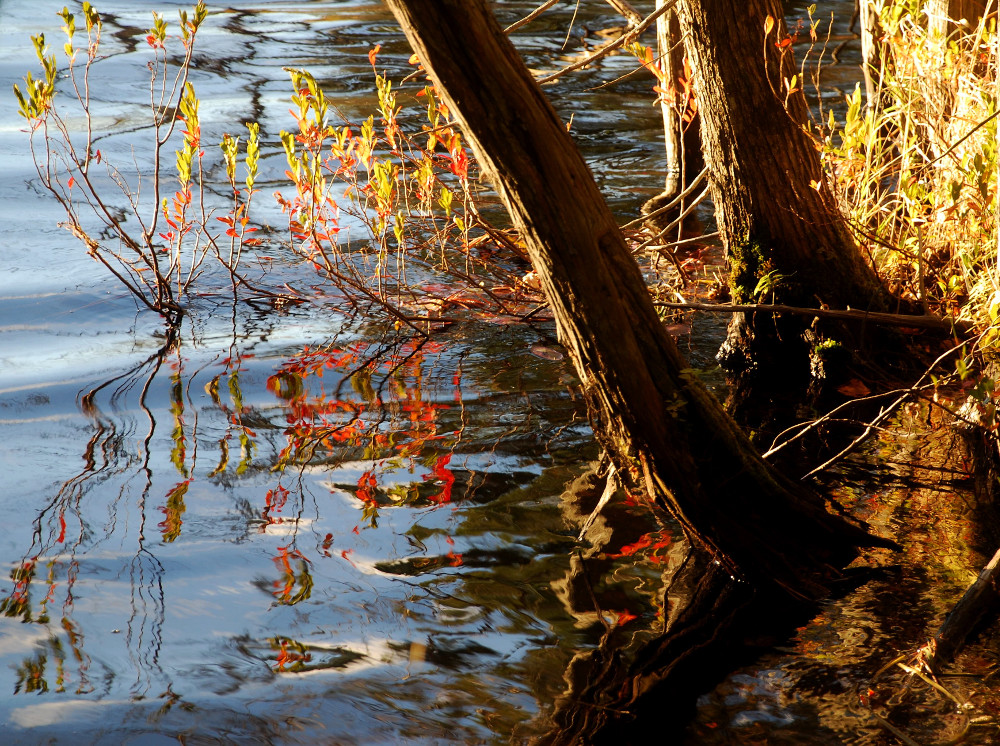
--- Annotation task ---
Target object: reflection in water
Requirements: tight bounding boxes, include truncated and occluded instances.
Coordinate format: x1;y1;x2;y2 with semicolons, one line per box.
0;302;628;741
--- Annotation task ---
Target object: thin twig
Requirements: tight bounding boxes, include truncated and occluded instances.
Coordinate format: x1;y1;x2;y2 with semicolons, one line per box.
800;338;972;480
631;185;712;253
764;384;939;460
621;166;708;229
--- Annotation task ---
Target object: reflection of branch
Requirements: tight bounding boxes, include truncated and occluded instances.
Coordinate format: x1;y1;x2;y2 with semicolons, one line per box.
536;0;680;84
127;345;170;697
504;0;560;34
80;326;179;412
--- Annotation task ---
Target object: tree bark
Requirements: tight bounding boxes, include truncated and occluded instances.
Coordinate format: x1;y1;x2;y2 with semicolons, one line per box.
927;0;989;38
383;0;897;601
658;2;685;201
674;0;890;371
640;2;704;234
860;0;882;107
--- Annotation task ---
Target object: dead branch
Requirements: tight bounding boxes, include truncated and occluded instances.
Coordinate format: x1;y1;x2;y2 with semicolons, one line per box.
653;300;972;334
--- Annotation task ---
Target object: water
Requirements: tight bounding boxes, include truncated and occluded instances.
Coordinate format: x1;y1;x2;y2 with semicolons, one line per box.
0;1;677;742
7;1;993;744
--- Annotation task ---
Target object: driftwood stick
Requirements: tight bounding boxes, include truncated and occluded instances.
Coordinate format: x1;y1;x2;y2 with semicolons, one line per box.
653;300;972;334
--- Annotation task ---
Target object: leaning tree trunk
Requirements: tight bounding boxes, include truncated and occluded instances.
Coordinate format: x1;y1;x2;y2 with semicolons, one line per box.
383;0;896;601
675;0;890;372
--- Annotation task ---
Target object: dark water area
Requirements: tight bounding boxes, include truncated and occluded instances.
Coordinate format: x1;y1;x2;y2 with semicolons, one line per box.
4;1;997;744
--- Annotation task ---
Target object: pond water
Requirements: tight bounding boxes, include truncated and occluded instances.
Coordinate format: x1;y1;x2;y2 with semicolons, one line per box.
0;1;680;742
7;1;993;745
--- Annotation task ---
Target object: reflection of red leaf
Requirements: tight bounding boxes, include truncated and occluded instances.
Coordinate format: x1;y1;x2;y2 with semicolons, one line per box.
837;379;871;398
608;534;653;558
424;453;455;503
614;610;638;626
605;531;672;561
446;551;463;567
356;470;378;504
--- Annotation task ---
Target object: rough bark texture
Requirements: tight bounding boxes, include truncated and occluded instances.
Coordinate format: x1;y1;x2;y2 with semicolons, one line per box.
384;0;896;601
675;0;889;371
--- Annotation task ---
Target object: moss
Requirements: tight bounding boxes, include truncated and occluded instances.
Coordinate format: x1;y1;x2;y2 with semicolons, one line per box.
728;236;774;304
810;338;849;382
813;338;843;358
